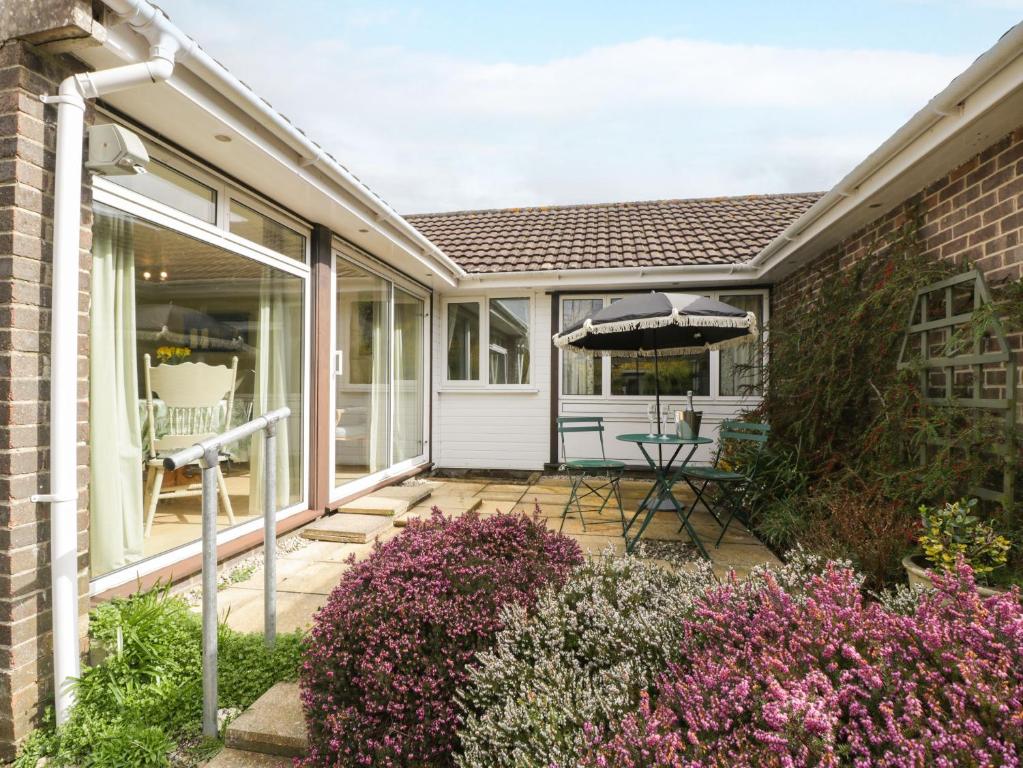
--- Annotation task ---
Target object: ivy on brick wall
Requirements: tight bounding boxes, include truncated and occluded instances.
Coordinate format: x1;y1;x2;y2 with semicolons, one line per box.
747;207;1022;588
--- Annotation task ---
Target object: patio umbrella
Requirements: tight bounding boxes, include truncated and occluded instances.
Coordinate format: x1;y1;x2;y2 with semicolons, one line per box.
552;292;758;431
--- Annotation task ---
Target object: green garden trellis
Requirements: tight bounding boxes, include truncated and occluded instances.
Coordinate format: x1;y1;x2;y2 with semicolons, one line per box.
897;269;1017;513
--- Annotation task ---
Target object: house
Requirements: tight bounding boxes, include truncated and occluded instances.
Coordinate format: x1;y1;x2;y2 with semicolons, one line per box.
1;0;1021;758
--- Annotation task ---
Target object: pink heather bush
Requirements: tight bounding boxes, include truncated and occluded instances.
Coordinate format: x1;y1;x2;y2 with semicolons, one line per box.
299;509;582;768
584;560;1023;768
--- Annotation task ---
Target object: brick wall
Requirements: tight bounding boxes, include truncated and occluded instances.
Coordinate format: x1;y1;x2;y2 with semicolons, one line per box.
773;125;1023;439
0;39;91;759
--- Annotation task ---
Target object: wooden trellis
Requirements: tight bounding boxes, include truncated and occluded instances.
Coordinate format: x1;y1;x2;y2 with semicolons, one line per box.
897;270;1017;513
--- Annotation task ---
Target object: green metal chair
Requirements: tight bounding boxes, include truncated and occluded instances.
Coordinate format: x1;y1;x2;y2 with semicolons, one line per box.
557;417;626;534
680;420;770;546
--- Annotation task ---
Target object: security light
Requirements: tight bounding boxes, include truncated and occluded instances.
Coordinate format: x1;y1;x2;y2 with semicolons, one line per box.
85;124;149;176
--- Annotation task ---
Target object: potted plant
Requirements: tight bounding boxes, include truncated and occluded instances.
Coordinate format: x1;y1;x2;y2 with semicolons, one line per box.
903;497;1011;597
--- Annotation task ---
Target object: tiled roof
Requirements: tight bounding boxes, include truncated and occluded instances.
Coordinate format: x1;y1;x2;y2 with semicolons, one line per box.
406;193;823;274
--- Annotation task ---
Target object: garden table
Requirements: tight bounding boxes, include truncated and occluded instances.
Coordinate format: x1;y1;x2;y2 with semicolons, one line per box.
616;433;713;558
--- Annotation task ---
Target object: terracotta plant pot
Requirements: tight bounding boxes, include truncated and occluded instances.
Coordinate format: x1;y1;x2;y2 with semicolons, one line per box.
902;553;1005;597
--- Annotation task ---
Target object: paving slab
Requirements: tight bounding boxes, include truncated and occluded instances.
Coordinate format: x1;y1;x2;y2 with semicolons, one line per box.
710;541;781;569
204;748;293;767
373;482;436;507
218;588;327;634
302;513;392;543
476;483;530;495
337;496;404;516
277;560;349;595
225;682;307;757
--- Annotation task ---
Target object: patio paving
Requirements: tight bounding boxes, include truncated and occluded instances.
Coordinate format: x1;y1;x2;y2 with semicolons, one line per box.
209;475;780;635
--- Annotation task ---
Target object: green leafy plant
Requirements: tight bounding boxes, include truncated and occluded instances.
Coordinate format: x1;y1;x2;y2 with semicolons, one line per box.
14;585;302;768
751;206;1021;587
919;497;1011;577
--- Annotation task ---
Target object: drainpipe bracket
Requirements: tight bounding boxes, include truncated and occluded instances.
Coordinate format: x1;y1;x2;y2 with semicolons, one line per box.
39;93;85;110
30;493;77;504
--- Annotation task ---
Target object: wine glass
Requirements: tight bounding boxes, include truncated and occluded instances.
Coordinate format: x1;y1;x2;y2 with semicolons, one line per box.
646;403;656;436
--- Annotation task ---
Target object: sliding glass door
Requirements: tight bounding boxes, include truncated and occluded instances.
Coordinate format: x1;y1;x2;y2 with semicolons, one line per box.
333;253;427;495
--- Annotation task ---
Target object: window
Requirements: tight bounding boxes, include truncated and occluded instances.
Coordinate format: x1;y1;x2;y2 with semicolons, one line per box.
562;298;603;395
610;354;710;396
489;298;530;385
558;291;766;399
446;302;480;381
445;297;531;385
89;204;305;578
718;294;764;397
229;200;307;262
107;156;217;223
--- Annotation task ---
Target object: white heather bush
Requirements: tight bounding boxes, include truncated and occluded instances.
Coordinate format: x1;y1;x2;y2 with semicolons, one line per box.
455;552;716;768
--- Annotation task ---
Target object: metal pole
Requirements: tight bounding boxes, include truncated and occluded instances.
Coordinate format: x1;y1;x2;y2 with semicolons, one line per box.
201;447;219;738
263;421;278;649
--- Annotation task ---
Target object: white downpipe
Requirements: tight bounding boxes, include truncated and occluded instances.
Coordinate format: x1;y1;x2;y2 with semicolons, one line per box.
37;9;181;723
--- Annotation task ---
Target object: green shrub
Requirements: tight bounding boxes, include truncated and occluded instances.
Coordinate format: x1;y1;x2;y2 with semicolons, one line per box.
919;497;1011;577
456;553;716;768
14;585;302;768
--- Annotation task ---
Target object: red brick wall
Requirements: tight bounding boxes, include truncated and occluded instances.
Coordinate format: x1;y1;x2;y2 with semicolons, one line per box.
774;126;1023;422
0;39;91;759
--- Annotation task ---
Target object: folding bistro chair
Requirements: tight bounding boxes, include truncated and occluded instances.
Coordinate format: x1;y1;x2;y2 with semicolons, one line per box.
557;417;626;534
680;420;770;546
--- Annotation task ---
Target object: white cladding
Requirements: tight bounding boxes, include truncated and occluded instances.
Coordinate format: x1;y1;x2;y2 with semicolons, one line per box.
431;289;763;471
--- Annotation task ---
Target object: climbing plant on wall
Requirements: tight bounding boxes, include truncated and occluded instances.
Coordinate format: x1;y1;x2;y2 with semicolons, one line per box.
751;207;1022;587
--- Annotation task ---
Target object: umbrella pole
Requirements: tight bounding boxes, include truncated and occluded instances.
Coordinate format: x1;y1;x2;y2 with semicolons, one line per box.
653;342;662;433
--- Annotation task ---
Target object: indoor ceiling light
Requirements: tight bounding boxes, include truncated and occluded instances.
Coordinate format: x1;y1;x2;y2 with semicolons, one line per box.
214;134;232;143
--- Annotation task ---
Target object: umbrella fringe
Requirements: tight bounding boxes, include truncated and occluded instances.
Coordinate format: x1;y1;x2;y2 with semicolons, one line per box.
553;333;755;358
552;310;758;349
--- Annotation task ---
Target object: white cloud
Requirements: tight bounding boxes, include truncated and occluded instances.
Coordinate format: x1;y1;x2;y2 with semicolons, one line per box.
157;6;973;212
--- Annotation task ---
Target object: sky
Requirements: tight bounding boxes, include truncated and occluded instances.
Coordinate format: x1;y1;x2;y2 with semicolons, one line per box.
155;1;1023;213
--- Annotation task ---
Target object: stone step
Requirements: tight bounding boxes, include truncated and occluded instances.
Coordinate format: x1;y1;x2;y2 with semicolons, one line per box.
335;482;434;516
301;512;392;543
394;496;481;527
224;682;307;757
204;747;293;767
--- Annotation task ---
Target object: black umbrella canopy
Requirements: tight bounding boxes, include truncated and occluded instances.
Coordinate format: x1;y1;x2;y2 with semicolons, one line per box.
553;292;757;356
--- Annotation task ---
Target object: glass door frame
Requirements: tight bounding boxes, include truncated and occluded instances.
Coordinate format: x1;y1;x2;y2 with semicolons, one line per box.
89;181;313;596
329;242;431;503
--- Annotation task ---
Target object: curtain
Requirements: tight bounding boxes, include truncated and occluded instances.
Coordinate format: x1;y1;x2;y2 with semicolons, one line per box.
562;299;601;395
249;272;294;516
89;213;144;575
368;292;389;473
719;295;763;397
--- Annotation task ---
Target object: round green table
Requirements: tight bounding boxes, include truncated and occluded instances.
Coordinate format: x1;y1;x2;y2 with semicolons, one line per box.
616;433;713;558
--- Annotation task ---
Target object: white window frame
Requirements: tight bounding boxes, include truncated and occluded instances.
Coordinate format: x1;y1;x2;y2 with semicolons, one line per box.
558;288;769;402
89;117;313;595
89;192;312;596
329;242;431;503
441;294;534;389
94;108;312;265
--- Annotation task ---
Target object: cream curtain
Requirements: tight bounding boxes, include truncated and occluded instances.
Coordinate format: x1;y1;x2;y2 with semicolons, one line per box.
89;213;144;575
368;291;390;473
249;272;295;516
719;295;763;397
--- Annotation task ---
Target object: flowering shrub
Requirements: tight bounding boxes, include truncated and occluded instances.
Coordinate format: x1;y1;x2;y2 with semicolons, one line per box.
584;560;1023;767
299;510;582;768
457;552;716;768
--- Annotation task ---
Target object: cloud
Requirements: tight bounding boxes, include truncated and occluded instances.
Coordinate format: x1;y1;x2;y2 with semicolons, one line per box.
157;4;973;212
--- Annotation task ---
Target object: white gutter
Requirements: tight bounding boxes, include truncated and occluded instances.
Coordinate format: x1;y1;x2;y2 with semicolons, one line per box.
456;261;757;290
93;5;465;283
35;0;194;724
749;21;1023;275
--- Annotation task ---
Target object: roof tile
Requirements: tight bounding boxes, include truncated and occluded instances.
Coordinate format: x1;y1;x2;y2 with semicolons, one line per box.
405;193;822;274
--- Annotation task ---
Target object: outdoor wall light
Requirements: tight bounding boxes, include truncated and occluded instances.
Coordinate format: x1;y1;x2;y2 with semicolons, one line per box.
85;124;149;176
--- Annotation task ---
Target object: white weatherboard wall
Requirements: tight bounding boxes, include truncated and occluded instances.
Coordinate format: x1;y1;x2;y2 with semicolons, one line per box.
432;291;552;470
